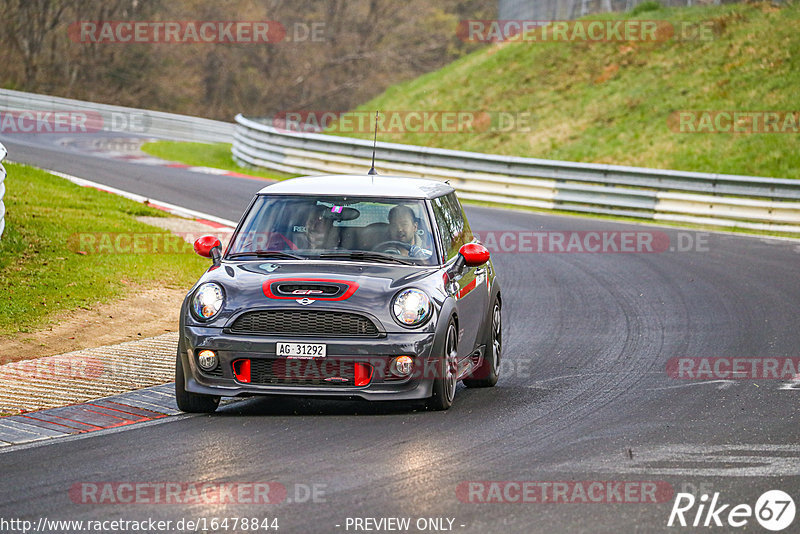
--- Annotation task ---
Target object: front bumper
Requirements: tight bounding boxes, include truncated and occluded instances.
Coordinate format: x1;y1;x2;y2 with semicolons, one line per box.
180;326;438;401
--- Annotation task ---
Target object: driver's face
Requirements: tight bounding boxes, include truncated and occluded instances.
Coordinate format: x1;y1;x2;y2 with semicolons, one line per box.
306;211;327;233
389;212;417;244
305;209;331;248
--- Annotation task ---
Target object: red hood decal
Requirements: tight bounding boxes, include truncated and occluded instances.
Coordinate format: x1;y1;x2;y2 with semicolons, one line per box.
262;277;359;301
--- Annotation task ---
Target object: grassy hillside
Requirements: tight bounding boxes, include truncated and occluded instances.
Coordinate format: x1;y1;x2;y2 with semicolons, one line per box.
339;1;799;179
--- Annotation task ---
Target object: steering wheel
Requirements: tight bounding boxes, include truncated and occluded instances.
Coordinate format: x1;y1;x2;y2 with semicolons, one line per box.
371;240;413;254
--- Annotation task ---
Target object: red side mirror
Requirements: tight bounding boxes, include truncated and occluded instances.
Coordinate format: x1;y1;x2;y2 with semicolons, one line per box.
194;235;222;258
459;242;490;266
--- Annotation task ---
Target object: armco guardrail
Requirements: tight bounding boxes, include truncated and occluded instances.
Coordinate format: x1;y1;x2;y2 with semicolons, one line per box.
233;114;800;233
0;89;233;143
0;141;6;240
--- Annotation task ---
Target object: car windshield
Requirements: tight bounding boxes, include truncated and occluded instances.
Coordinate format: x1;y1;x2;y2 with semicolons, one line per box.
227;195;438;265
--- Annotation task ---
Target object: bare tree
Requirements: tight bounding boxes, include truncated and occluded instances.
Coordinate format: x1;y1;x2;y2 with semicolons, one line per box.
0;0;495;119
1;0;68;89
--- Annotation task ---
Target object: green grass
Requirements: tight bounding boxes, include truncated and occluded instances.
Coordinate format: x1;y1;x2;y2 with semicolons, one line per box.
140;141;296;181
0;163;210;335
333;1;800;179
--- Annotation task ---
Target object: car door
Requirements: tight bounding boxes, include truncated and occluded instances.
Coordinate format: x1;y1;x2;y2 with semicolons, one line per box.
431;193;489;358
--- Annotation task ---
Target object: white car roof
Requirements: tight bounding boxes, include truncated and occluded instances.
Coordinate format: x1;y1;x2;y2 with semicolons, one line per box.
257;174;455;199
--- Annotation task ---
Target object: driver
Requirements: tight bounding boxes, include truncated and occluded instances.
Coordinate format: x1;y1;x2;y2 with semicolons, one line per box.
303;204;335;250
387;205;431;258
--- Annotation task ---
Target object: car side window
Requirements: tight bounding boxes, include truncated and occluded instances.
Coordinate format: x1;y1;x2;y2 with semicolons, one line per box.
454;194;474;245
431;197;452;262
432;193;471;261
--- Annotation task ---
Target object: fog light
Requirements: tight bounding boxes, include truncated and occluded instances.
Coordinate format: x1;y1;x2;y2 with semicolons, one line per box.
392;356;414;376
197;350;218;371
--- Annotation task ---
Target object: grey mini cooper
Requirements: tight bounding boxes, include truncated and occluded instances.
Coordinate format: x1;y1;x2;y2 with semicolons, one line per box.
176;174;502;412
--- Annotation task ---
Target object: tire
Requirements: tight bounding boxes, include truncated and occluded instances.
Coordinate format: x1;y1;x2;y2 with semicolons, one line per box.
463;298;501;388
426;319;459;411
175;339;220;414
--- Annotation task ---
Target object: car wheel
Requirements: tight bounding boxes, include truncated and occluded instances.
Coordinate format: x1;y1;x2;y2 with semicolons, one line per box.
175;339;220;414
463;298;501;388
427;319;459;411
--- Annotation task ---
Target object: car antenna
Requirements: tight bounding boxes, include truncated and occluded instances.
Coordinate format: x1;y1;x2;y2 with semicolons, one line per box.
368;110;379;176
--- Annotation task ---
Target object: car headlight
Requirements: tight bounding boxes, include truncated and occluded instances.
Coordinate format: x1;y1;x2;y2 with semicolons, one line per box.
392;288;431;327
192;283;224;320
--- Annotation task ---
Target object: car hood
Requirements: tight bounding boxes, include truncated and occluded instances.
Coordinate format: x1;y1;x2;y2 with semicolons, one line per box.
186;260;444;332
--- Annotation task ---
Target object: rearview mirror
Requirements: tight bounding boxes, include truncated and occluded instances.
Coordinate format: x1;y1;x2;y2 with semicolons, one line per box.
324;205;360;221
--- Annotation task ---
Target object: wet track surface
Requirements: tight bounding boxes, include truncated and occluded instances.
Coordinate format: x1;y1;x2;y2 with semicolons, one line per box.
1;133;798;533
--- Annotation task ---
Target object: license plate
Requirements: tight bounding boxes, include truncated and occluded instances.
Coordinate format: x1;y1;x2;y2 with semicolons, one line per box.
276;342;327;359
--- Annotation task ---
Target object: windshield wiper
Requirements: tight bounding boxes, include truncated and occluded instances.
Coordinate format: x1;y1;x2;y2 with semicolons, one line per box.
318;251;414;265
227;250;306;260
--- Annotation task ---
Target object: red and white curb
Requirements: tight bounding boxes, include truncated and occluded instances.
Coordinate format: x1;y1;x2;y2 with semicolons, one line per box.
0;333;180;416
46;135;269;224
0;383;178;447
57;135;273;182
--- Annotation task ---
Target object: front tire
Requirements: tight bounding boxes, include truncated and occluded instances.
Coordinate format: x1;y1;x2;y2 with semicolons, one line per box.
463;298;501;388
175;339;220;414
426;319;459;411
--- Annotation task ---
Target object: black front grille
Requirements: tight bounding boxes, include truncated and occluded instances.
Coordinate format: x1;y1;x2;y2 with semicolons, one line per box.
249;358;355;387
229;310;380;337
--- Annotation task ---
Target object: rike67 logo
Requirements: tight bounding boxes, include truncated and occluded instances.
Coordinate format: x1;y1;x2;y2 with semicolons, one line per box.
668;490;795;531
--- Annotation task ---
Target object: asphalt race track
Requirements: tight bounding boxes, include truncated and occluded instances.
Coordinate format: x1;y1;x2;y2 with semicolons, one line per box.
1;133;799;533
